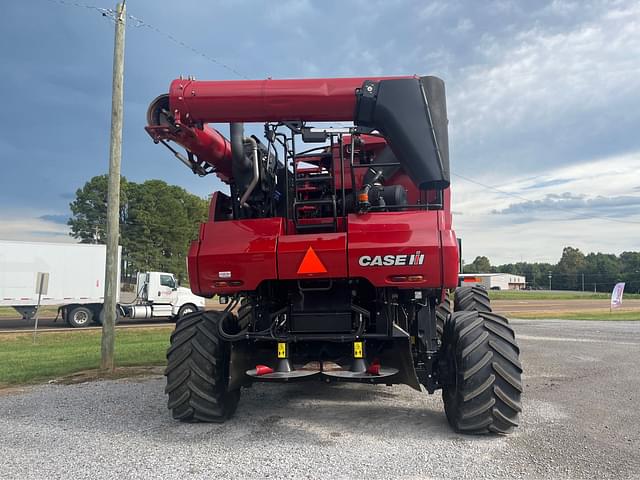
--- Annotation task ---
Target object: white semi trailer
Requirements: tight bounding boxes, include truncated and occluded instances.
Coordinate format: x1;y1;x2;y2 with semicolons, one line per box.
0;240;205;327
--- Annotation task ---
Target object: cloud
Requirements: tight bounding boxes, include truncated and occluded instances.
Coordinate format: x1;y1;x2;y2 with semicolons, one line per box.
0;212;73;243
492;192;640;218
39;214;69;225
522;178;574;190
448;0;640;174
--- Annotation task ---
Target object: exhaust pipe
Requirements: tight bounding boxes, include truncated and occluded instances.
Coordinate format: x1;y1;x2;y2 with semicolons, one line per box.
230;123;260;207
239;137;259;207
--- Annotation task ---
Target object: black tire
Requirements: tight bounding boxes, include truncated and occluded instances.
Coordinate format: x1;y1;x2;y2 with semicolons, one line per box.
67;306;93;328
96;306;121;326
165;310;240;423
454;285;492;313
177;303;198;321
237;300;252;330
435;292;451;340
442;310;522;434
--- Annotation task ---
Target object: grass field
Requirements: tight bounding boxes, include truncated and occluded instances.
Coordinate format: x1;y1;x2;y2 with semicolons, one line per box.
510;310;640;321
0;305;59;319
488;290;640;300
0;327;172;386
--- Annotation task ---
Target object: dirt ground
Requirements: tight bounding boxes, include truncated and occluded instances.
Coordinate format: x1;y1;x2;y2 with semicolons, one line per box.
1;319;639;479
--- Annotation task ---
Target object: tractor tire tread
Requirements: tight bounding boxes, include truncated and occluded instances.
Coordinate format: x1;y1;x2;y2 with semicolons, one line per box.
164;310;240;423
454;286;492;313
443;310;522;435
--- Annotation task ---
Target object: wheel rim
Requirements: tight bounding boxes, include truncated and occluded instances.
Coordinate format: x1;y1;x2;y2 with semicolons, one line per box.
181;307;194;317
74;311;89;325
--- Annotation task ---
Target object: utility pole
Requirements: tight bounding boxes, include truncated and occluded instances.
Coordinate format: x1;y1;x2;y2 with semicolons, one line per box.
581;273;585;292
101;1;126;372
548;271;552;291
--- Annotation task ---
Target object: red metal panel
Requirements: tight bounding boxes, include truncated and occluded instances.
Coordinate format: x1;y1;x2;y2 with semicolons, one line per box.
194;218;283;295
440;228;460;289
169;76;412;124
347;212;443;288
187;238;201;295
277;233;347;280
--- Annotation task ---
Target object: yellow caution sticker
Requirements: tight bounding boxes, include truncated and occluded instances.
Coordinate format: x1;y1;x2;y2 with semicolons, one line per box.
353;341;364;359
277;342;287;359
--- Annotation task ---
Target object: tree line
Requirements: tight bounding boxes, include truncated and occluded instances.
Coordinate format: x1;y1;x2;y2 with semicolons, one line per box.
464;247;640;293
68;175;208;283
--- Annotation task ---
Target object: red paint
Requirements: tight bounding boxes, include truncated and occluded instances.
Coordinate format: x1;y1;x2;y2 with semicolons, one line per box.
367;363;381;375
145;123;233;183
169;76;412;124
255;365;274;376
190;218;283;295
278;233;347;280
347;212;443;288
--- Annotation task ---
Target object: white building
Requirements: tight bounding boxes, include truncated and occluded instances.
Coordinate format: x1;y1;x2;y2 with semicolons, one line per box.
459;273;526;290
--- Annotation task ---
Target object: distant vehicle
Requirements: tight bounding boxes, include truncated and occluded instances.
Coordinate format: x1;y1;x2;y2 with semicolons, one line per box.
0;240;205;327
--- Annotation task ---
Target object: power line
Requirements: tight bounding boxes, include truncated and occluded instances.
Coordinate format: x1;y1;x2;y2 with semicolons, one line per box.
45;0;248;79
126;13;249;80
452;172;640;225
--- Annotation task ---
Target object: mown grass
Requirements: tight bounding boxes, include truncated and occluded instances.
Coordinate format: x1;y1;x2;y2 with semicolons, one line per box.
510;310;640;321
0;306;59;319
488;290;640;300
0;327;172;386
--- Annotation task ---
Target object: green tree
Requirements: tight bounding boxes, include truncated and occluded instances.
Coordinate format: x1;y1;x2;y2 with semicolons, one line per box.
121;180;207;282
68;176;207;282
68;175;129;243
464;256;492;273
619;251;640;293
555;246;586;290
584;252;621;292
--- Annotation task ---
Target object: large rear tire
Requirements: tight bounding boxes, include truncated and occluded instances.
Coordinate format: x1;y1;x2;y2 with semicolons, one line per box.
442;310;523;434
435;292;451;340
165;310;240;422
454;285;492;313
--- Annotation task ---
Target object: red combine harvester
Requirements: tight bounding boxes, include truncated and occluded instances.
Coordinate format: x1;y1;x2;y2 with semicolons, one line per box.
146;75;522;434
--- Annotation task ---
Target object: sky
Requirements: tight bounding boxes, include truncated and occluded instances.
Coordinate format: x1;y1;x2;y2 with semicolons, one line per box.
0;0;639;265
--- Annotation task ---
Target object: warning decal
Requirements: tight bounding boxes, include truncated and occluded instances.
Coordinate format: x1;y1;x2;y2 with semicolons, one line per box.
297;246;328;275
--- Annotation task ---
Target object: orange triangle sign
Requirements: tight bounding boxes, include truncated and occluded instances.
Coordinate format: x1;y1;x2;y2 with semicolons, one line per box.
297;246;328;274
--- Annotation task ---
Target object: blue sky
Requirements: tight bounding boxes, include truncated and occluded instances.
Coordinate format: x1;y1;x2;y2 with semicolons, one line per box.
1;0;639;264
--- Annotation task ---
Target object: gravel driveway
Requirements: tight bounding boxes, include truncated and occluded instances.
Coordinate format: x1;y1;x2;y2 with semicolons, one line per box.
1;319;639;479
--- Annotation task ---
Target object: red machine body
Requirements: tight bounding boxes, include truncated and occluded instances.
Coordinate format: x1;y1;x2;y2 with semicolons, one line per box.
152;75;522;436
189;207;458;296
147;75;459;297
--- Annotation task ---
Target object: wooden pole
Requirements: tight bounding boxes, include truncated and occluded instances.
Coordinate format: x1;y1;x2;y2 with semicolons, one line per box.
101;1;126;372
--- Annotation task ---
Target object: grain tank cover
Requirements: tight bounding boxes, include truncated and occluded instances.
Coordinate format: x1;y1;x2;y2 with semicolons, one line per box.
355;76;450;190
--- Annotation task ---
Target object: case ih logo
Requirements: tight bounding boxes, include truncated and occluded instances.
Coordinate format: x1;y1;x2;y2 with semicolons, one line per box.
358;251;425;267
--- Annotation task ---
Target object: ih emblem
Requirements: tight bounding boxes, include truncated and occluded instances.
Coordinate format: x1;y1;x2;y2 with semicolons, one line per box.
297;246;328;274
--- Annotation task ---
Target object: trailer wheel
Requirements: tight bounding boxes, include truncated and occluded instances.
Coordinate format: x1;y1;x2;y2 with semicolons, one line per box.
442;310;522;434
67;306;93;328
165;310;240;423
454;285;492;313
96;307;121;326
